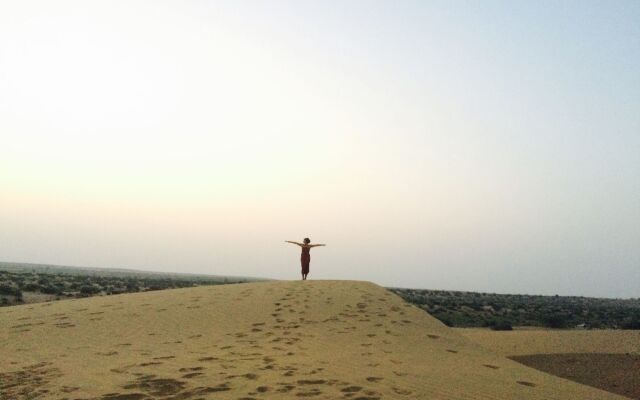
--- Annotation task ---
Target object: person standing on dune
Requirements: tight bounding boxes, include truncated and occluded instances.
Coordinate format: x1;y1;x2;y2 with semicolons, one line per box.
285;238;326;280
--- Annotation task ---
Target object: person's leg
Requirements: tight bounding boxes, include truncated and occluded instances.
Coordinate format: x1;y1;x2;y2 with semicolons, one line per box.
302;260;309;280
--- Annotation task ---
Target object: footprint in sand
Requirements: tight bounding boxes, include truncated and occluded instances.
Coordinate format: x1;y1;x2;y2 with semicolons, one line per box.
110;364;137;374
483;364;500;369
11;323;34;329
427;334;440;339
276;383;296;393
517;381;536;387
295;388;323;397
139;361;163;367
100;393;147;400
60;386;80;393
123;375;230;397
181;372;203;378
354;393;381;400
96;351;118;356
179;366;205;372
297;379;327;385
197;356;219;362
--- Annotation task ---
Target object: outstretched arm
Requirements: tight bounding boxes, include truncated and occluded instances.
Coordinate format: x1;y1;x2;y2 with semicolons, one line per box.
309;244;326;247
285;240;303;246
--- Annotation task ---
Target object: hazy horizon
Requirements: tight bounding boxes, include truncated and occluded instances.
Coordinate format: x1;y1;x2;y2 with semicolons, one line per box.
1;1;638;298
4;259;640;300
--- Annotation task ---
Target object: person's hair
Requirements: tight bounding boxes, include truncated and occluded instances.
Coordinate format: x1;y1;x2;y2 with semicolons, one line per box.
303;238;311;244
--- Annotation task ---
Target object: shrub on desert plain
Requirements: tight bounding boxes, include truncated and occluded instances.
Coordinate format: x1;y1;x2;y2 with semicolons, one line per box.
542;313;571;329
438;316;454;327
620;318;640;330
0;283;22;298
390;287;640;329
23;282;42;292
79;285;102;296
488;320;513;331
105;285;127;295
41;285;62;295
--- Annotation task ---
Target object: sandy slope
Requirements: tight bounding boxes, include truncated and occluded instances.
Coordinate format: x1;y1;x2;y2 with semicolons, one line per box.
458;328;640;356
0;280;628;400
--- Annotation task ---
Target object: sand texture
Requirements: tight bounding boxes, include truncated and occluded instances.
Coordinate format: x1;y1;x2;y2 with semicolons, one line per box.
458;328;640;356
510;354;640;400
0;280;629;400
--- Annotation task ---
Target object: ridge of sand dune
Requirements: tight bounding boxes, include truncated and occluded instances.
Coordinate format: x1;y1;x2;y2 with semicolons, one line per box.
0;280;628;399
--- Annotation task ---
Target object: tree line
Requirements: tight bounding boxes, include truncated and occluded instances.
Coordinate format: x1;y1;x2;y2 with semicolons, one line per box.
389;288;640;330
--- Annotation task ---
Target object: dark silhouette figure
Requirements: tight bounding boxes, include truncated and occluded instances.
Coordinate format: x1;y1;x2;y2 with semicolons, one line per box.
285;238;326;280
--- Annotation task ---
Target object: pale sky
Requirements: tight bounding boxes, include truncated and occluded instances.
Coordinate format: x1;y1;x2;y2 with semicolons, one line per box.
1;1;638;298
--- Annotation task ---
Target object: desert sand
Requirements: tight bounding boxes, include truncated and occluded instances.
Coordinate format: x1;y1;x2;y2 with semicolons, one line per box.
0;280;630;399
458;328;640;356
458;327;640;399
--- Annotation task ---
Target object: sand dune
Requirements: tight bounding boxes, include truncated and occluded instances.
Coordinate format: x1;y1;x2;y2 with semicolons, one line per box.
458;328;640;356
0;281;628;399
458;328;640;399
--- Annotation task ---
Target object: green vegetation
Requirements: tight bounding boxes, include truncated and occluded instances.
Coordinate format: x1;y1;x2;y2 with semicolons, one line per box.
487;320;513;331
0;282;23;299
0;261;264;306
389;288;640;330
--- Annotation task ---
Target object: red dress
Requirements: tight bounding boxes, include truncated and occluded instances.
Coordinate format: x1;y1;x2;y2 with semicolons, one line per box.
300;246;310;274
